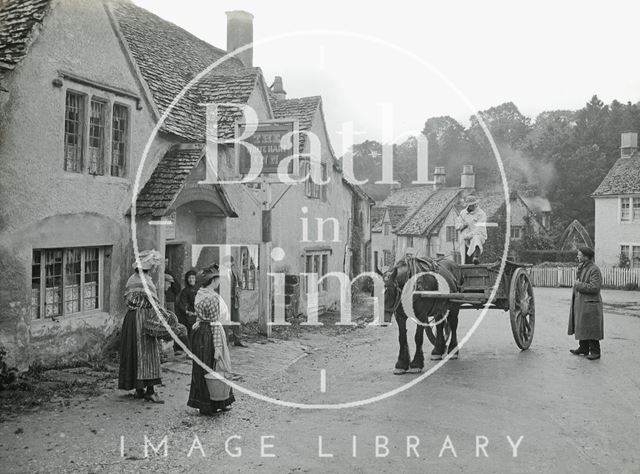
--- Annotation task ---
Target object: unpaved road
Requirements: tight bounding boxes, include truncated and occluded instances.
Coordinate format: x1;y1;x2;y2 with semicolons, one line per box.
1;288;639;473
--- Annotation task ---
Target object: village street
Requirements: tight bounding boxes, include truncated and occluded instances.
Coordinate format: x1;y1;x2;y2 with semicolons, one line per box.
1;287;639;474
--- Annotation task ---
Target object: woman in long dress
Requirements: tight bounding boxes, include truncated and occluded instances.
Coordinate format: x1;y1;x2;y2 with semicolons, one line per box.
187;264;235;415
118;249;187;403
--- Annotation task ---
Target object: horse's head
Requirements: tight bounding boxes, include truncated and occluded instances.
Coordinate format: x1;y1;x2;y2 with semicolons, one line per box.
382;256;447;322
382;260;411;322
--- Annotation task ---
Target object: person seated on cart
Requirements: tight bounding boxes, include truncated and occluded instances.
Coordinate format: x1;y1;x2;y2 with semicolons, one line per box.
455;195;487;265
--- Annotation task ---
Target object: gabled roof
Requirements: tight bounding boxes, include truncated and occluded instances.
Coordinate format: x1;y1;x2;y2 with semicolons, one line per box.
0;0;51;71
387;206;409;227
479;192;507;220
522;196;551;213
396;188;462;236
133;145;237;218
109;1;265;141
371;207;386;230
271;95;321;153
592;151;640;196
382;186;434;211
271;96;320;131
377;186;436;231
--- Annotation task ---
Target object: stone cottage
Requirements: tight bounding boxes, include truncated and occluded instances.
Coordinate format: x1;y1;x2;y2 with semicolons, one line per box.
0;0;371;368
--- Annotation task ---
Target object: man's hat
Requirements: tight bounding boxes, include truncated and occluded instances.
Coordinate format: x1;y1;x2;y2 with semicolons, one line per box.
464;195;479;207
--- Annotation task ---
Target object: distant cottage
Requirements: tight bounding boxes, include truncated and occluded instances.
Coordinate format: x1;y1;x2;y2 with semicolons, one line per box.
592;132;640;267
371;164;550;268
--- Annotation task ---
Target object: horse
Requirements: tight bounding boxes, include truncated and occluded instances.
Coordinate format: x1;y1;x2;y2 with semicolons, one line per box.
382;255;462;374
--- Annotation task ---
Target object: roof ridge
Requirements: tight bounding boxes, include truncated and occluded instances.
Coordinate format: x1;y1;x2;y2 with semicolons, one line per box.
119;1;230;58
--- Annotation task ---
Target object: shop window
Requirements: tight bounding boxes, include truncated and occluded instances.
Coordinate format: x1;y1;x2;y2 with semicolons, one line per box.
237;246;258;290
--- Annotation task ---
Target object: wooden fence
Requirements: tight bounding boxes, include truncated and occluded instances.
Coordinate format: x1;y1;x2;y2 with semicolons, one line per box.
528;266;640;289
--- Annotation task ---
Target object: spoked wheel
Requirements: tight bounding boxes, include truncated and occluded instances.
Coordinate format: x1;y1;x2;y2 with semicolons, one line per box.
509;268;535;350
425;313;452;346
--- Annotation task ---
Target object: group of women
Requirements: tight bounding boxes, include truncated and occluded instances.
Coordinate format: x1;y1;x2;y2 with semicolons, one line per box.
118;250;235;414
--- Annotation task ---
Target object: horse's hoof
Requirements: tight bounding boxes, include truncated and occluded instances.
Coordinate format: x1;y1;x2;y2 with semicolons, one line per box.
408;367;423;373
430;354;443;361
393;368;408;375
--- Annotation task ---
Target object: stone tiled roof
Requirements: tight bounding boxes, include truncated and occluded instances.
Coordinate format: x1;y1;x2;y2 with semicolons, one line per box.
110;1;259;141
0;0;50;70
396;188;462;236
388;206;409;228
382;186;434;211
371;207;385;232
271;96;320;131
271;96;321;153
478;192;507;220
134;145;236;218
592;152;640;196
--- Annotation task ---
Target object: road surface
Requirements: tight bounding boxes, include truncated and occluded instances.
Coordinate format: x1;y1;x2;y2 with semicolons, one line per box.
1;287;639;473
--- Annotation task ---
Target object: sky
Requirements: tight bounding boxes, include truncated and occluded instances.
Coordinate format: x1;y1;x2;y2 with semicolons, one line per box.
134;0;640;151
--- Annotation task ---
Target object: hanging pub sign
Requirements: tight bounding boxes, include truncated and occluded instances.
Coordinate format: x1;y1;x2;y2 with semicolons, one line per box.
236;119;299;176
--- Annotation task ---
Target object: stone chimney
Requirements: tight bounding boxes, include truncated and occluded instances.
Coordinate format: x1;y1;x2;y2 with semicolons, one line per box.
433;167;446;190
460;164;475;189
270;76;286;101
620;131;638;158
226;11;254;67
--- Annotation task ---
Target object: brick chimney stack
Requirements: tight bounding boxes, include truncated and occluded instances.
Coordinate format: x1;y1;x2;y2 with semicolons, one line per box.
433;167;446;190
620;131;638;158
226;11;254;67
270;76;286;101
460;164;475;189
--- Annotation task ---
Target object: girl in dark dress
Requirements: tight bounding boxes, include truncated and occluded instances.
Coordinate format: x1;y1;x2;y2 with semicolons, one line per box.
174;270;198;354
187;265;235;415
118;250;187;403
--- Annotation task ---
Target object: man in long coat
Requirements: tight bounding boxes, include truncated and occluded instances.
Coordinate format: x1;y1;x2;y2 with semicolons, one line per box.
568;247;604;360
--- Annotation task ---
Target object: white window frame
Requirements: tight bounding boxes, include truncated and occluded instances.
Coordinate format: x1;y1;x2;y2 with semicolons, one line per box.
620;196;631;223
633;197;640;222
620;242;640;268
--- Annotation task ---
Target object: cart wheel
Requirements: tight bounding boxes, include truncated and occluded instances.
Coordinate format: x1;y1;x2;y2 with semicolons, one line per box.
509;268;535;350
425;313;452;346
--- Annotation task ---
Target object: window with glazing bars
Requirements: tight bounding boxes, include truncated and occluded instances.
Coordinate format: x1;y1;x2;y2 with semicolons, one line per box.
111;104;128;177
621;197;630;221
64;91;84;172
633;197;640;221
31;247;102;319
301;159;326;199
88;99;106;175
304;251;330;291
